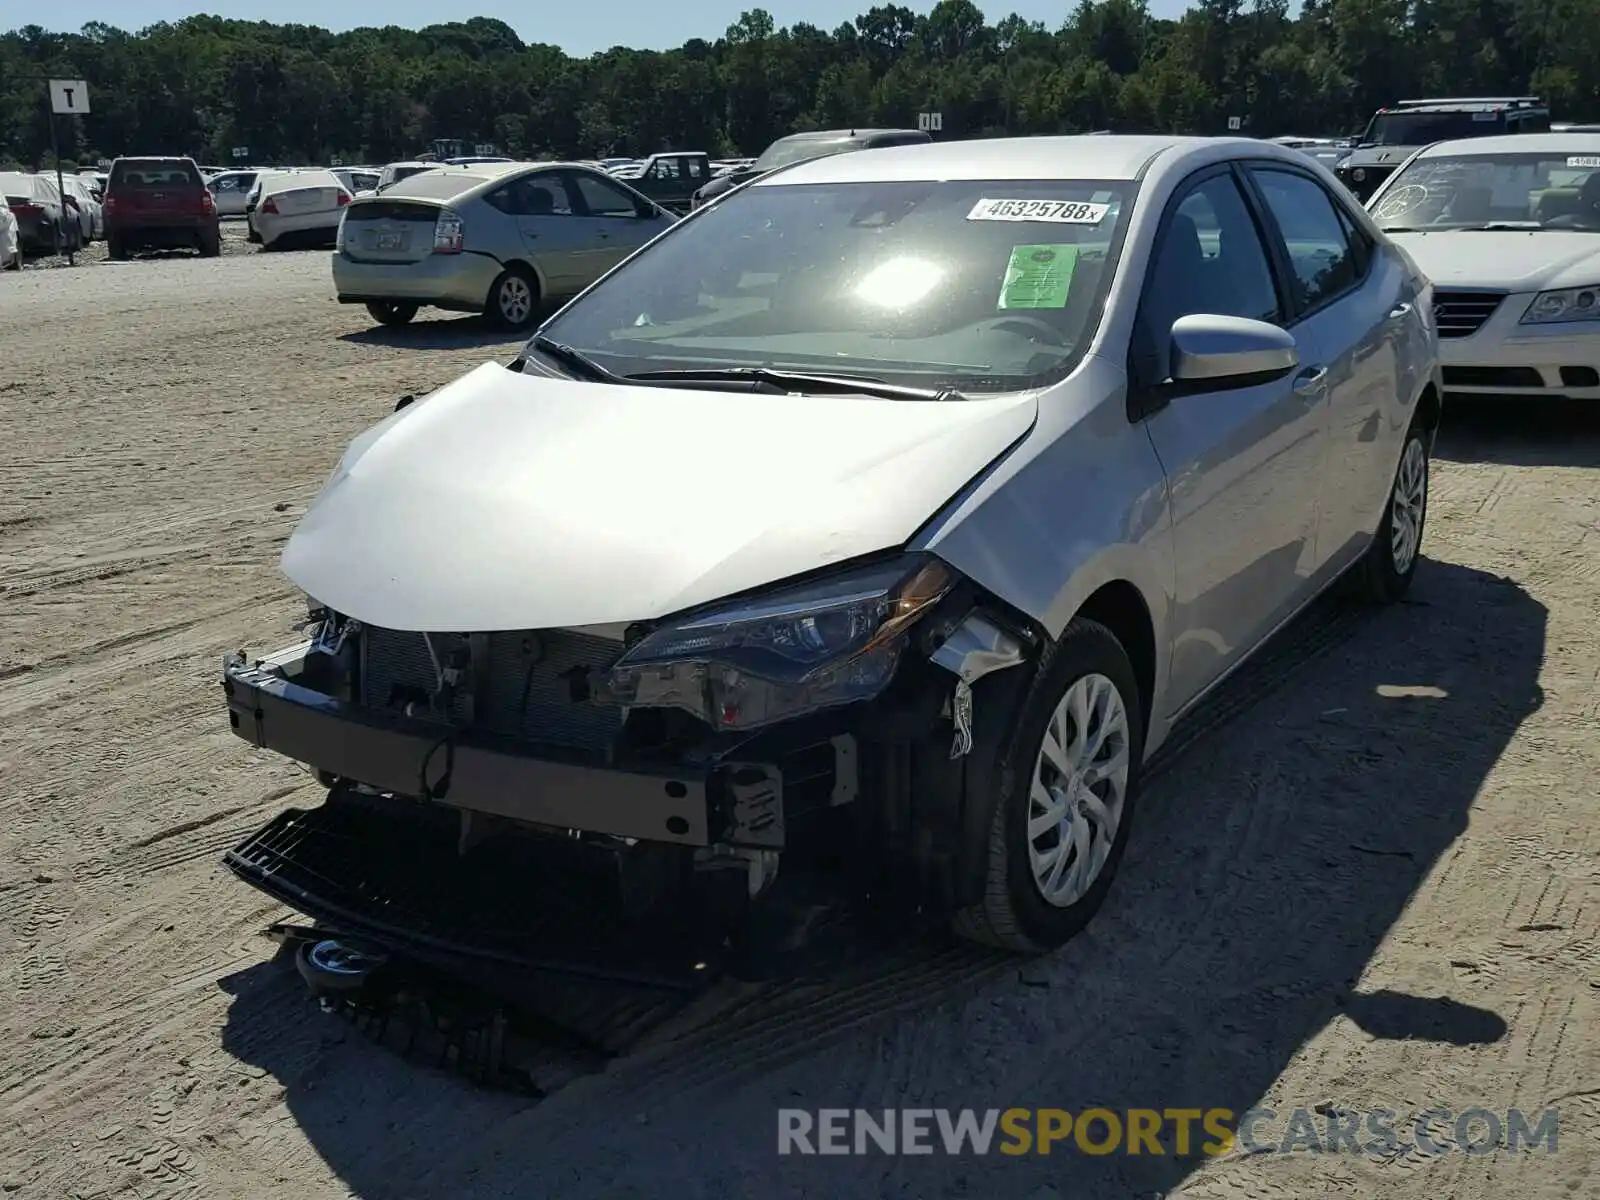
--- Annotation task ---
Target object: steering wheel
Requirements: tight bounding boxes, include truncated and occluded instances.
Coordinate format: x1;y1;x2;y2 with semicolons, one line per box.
1373;183;1430;222
984;314;1071;346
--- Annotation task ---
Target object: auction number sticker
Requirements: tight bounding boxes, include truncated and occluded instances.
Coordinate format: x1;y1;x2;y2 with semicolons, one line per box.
968;198;1109;224
1566;156;1600;168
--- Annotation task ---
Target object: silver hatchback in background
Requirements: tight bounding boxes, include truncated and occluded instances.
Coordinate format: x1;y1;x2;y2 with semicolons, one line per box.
331;162;677;330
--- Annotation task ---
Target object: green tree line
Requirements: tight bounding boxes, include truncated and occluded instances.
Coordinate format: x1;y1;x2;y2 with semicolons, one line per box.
1;0;1597;169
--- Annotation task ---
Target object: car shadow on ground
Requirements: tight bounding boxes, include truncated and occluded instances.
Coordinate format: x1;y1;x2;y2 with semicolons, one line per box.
1435;396;1600;466
217;554;1545;1199
338;312;540;352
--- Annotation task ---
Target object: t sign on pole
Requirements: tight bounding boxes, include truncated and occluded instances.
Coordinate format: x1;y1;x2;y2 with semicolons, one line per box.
49;80;90;116
48;80;90;266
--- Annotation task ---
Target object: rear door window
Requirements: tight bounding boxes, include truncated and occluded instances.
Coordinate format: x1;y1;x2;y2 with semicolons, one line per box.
569;172;642;217
486;173;573;217
1247;167;1362;313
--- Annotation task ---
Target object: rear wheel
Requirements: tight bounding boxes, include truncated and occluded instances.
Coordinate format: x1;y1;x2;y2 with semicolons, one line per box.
366;301;419;327
485;266;538;330
199;231;221;257
1355;426;1429;604
107;236;128;261
953;618;1144;952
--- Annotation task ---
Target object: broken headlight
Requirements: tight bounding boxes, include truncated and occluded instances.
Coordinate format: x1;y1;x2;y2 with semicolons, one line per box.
606;555;955;731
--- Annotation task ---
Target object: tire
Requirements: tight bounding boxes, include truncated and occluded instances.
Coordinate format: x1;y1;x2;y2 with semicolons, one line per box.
199;232;221;258
107;236;128;261
366;301;419;327
485;265;539;330
1354;425;1429;604
953;618;1145;952
294;938;390;995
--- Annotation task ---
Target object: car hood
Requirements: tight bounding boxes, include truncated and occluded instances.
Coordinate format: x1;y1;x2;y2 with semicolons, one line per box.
1386;230;1600;291
282;363;1039;632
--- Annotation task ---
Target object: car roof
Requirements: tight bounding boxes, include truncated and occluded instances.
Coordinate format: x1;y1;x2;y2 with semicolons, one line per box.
759;134;1212;185
1414;132;1600;157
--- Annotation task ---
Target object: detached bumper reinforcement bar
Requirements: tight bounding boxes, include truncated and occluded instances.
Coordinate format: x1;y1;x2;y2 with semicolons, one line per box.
221;649;712;846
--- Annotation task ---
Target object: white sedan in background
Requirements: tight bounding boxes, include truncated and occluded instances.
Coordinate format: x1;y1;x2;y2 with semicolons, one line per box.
249;169;353;250
0;196;19;270
58;174;102;242
1366;132;1600;406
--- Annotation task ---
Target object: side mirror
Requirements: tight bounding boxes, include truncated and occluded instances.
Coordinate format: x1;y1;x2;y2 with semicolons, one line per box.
1170;314;1298;386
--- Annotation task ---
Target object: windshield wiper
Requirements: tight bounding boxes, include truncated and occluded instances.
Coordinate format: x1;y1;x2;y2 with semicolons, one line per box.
1455;222;1543;232
527;336;624;382
624;366;967;401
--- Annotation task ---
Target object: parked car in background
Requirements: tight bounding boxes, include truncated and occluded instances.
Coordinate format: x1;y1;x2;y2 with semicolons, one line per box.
1365;131;1600;408
375;161;437;193
1336;96;1551;200
229;134;1441;968
0;172;77;255
332;167;381;197
0;195;20;269
332;161;675;329
612;151;711;212
690;128;933;211
251;169;352;250
102;157;219;259
57;174;102;242
207;169;260;216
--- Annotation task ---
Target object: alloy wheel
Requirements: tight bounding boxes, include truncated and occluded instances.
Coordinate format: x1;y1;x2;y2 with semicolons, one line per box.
1390;437;1427;575
498;275;533;325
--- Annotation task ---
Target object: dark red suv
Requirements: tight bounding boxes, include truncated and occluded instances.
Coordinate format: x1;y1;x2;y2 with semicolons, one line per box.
103;156;220;259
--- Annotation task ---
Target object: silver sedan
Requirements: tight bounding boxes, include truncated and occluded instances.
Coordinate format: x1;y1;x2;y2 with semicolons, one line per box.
227;134;1442;957
331;161;677;330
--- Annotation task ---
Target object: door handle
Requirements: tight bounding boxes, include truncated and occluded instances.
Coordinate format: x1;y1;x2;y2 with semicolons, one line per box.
1388;302;1413;320
1292;365;1329;398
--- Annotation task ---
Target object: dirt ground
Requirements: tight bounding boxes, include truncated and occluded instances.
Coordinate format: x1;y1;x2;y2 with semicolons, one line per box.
1;229;1597;1200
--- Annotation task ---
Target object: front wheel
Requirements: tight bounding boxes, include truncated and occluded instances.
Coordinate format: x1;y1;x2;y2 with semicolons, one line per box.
366;301;418;327
953;618;1145;952
1355;426;1429;603
485;267;538;330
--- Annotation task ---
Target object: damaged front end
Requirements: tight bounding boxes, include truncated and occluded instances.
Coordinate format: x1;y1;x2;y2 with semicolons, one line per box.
221;553;1038;978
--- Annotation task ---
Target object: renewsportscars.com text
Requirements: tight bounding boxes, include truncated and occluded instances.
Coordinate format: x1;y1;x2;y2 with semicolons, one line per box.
777;1106;1560;1157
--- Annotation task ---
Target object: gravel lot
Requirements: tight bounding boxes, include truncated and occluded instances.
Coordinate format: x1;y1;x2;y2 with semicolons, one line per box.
1;236;1597;1200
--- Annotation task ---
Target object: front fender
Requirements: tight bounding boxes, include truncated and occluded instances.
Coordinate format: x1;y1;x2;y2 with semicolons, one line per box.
913;357;1175;722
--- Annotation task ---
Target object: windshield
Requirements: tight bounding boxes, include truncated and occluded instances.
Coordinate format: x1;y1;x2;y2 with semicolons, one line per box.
752;138;863;173
1373;151;1600;231
534;178;1132;392
1361;111;1500;147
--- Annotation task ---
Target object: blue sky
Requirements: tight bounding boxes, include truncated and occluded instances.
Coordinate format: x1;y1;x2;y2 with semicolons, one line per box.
4;1;1199;57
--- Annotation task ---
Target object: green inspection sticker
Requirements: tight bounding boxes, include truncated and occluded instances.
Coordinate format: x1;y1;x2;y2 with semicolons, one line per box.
998;244;1079;309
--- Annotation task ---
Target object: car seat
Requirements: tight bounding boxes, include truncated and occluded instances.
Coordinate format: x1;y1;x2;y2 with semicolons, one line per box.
1532;186;1582;222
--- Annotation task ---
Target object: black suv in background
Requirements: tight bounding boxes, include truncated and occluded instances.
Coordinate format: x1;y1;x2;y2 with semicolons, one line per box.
1336;96;1551;201
689;127;933;210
